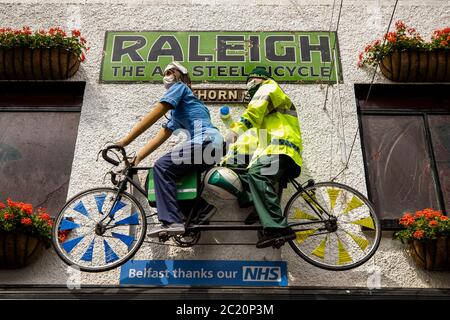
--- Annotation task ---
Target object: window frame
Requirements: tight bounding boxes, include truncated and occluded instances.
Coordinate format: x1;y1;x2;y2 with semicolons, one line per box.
0;81;85;217
355;84;450;229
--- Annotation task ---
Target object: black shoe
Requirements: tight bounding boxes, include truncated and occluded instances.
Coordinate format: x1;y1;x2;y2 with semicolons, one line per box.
196;204;217;225
244;210;260;225
256;228;295;249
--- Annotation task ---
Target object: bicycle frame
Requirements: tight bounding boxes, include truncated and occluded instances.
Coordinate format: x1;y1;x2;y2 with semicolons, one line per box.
54;147;381;272
100;164;337;234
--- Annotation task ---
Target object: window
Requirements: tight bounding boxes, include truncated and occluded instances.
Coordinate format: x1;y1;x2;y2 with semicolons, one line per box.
356;84;449;229
0;82;85;217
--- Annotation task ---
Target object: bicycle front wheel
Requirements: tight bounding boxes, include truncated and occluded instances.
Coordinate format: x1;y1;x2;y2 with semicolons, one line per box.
52;187;147;272
285;182;381;271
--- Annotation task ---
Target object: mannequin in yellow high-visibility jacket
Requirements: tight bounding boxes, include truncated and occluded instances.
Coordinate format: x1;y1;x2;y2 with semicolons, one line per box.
227;67;303;248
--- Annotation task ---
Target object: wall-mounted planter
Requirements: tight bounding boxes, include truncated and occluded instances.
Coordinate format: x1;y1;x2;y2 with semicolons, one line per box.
380;49;450;82
0;47;80;80
410;237;450;271
0;232;45;269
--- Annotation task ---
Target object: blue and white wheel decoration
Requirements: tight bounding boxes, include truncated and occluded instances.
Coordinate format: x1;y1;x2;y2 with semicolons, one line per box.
53;188;146;272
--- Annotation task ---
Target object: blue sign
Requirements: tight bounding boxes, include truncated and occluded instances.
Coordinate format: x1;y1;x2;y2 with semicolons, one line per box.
120;260;288;286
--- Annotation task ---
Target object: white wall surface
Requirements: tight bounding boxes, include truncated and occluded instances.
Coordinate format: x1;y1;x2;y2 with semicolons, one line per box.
0;0;449;288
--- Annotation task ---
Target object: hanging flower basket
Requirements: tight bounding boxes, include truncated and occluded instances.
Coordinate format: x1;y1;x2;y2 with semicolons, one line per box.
0;47;80;80
358;21;450;82
379;49;450;82
395;209;450;271
409;237;450;271
0;26;88;80
0;199;52;269
0;232;45;268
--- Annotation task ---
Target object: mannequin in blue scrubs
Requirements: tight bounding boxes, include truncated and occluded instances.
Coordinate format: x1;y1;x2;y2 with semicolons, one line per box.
116;61;222;237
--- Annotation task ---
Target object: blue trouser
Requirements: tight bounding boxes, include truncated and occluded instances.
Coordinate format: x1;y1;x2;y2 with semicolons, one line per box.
153;141;216;224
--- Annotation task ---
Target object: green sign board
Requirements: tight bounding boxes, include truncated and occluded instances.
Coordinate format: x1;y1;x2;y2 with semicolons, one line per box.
100;31;342;83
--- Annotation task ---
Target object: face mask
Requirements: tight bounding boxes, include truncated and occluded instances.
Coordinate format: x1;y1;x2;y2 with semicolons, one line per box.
246;79;259;90
243;80;262;102
163;74;176;89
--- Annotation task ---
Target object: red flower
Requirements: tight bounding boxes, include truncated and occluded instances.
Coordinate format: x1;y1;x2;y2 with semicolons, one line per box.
399;213;415;227
413;230;424;239
21;217;32;226
4;213;13;220
429;220;439;227
395;20;406;31
58;230;70;242
39;213;51;221
22;204;33;215
22;26;32;35
415;210;425;218
0;202;5;210
6;198;33;214
440;216;448;221
385;32;397;43
71;29;81;37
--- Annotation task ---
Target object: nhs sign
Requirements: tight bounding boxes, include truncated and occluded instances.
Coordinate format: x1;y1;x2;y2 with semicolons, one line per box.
120;260;287;287
243;266;282;282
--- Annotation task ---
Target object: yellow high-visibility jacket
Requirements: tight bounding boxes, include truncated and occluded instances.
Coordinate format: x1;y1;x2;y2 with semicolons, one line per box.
230;79;303;167
221;128;258;165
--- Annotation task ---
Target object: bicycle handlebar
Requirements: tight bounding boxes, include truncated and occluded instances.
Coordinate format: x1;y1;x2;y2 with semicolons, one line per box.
101;145;127;166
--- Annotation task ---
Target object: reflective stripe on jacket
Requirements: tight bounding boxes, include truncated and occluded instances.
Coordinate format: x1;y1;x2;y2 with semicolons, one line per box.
230;79;303;167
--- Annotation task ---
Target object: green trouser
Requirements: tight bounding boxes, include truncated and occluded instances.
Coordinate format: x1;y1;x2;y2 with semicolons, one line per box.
243;154;300;229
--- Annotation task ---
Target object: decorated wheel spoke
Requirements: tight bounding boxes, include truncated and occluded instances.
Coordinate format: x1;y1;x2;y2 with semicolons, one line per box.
94;194;106;214
311;236;328;259
114;213;140;226
109;200;127;218
52;188;147;272
285;182;381;270
80;238;96;262
61;235;86;254
111;232;136;248
336;237;353;265
59;218;81;231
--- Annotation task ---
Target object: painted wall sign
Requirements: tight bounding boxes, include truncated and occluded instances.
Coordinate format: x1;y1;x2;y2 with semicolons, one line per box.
120;260;288;286
100;31;341;83
192;88;246;103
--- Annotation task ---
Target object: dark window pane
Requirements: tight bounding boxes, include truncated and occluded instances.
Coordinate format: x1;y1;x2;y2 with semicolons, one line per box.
0;112;80;217
429;115;450;213
361;115;441;220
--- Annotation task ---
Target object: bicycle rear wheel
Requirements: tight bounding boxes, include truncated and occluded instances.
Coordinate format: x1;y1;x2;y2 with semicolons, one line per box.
284;182;381;271
52;187;147;272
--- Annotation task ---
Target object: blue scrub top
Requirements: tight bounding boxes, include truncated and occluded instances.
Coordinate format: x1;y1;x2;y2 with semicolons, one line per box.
161;82;222;147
